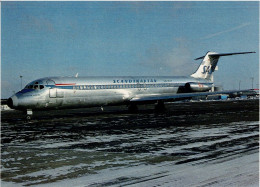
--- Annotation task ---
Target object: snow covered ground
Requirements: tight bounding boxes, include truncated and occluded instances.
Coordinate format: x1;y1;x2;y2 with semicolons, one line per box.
1;100;259;186
34;150;258;187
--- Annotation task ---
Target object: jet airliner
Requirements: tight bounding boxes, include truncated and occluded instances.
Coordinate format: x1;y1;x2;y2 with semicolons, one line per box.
7;51;255;119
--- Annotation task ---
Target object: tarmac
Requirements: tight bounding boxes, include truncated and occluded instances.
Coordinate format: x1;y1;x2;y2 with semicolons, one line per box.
1;99;259;186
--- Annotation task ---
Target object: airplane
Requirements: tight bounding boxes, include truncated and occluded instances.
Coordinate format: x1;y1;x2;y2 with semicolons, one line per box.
7;51;256;120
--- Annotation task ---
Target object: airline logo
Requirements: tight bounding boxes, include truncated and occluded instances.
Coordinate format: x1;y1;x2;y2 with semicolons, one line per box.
202;66;212;74
113;79;157;84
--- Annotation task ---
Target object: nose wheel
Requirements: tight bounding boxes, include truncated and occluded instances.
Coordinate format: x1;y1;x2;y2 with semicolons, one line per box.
26;109;33;120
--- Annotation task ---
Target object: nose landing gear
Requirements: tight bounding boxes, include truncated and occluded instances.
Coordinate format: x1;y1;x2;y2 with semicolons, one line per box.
26;109;33;120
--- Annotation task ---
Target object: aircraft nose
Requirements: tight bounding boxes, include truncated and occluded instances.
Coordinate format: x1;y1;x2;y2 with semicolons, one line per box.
7;95;18;109
7;98;13;109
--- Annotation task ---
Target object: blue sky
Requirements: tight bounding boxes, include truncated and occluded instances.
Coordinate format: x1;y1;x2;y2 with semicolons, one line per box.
1;1;259;98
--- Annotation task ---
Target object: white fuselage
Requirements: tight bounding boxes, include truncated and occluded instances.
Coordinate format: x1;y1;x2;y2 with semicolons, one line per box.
8;76;212;111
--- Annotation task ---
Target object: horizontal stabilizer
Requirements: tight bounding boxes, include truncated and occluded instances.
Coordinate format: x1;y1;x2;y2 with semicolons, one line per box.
195;51;255;60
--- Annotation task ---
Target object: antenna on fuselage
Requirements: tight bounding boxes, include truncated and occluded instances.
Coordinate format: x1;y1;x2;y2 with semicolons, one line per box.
75;73;79;78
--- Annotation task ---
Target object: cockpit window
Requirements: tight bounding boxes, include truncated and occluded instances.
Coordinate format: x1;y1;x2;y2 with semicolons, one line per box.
25;81;45;90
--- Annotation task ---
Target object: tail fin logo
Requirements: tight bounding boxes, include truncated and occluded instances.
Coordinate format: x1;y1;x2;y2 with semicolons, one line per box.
202;65;212;74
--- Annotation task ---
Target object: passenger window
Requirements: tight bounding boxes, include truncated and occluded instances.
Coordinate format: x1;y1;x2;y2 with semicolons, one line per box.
40;85;44;89
34;85;39;89
29;85;33;89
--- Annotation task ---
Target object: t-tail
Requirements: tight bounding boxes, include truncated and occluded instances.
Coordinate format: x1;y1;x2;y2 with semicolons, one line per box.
191;51;255;80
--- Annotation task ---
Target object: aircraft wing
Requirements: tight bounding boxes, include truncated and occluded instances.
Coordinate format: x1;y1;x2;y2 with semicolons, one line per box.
130;89;256;102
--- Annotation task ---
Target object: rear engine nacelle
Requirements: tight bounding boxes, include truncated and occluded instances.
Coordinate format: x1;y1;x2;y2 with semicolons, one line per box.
185;82;213;92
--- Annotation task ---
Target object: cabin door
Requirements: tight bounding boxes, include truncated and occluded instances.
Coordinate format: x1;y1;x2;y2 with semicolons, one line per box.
47;79;57;98
49;88;57;98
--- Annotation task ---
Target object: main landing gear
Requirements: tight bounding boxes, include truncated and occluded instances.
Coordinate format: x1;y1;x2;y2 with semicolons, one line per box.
155;101;165;112
128;101;166;113
128;104;138;113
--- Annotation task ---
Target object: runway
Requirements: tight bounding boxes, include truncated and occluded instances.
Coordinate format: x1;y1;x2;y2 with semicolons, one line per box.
1;99;259;186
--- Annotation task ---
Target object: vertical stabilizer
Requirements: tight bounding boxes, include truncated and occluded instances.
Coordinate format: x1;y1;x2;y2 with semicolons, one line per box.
191;51;255;80
191;51;218;80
